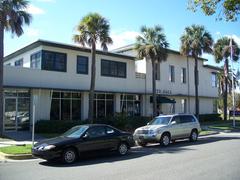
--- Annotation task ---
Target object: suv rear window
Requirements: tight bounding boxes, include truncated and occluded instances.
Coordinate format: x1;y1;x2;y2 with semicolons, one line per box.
180;115;196;123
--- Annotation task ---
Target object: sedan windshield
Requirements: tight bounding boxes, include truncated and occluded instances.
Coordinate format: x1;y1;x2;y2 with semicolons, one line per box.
62;125;89;138
148;116;171;125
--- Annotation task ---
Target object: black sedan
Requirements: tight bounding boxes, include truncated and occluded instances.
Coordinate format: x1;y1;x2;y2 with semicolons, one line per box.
32;124;135;164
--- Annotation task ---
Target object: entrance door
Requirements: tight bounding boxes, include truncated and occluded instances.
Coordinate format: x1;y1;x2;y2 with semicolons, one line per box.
4;98;17;131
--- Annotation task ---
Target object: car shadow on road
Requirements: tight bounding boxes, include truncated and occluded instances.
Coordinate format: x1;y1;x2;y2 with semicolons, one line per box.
39;135;240;167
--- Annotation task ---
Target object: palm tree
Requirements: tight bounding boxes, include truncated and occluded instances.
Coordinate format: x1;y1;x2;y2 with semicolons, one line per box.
73;13;112;123
0;0;31;135
135;25;169;117
180;25;213;119
213;37;240;120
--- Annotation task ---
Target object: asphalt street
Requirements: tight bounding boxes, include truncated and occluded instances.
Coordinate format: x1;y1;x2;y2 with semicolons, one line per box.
1;132;240;180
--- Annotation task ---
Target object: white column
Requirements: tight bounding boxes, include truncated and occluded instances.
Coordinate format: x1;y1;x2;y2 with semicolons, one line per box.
82;92;89;120
115;93;121;113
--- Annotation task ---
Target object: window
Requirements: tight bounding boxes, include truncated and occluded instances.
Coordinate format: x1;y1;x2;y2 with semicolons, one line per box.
101;59;126;78
31;52;41;69
181;68;186;83
180;115;194;123
211;73;217;87
15;59;23;67
213;99;218;113
120;94;141;116
171;100;175;114
169;65;175;82
94;93;114;118
42;50;67;72
181;99;187;113
77;56;88;74
50;91;81;120
87;127;106;138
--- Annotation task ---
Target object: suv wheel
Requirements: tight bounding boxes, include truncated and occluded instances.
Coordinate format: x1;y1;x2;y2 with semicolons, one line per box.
62;148;77;164
118;143;128;155
160;133;170;147
189;130;198;142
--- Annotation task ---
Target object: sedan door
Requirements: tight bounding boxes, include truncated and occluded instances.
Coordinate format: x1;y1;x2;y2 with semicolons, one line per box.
77;126;108;153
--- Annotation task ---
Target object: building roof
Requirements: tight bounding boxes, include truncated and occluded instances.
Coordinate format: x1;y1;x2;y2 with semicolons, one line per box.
111;44;208;61
4;40;136;62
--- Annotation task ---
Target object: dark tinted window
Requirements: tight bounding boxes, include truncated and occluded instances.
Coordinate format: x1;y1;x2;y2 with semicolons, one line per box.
87;126;106;138
172;116;181;124
15;59;23;67
77;56;88;74
180;115;195;123
106;126;116;135
101;59;126;78
42;50;67;72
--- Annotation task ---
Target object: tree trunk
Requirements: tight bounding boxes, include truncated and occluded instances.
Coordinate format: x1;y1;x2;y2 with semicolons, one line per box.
223;58;229;121
194;56;199;119
152;60;157;117
88;41;96;123
0;26;4;135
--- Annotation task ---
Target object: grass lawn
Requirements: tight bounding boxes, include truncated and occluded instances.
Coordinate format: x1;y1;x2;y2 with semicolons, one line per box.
0;144;32;155
199;130;217;136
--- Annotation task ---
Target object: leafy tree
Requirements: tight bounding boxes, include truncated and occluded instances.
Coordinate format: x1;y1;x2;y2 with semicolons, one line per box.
73;13;112;123
180;25;213;118
214;37;240;120
135;25;169;116
0;0;32;135
188;0;240;21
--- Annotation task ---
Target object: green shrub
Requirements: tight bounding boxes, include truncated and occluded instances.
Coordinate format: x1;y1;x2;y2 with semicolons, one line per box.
198;113;222;122
35;114;152;134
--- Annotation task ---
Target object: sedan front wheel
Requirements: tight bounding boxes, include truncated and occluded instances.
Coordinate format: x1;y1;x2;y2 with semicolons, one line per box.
118;143;128;155
62;148;77;164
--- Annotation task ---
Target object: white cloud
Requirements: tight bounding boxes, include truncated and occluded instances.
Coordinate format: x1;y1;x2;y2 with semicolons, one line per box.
108;30;140;50
26;4;45;15
25;28;40;37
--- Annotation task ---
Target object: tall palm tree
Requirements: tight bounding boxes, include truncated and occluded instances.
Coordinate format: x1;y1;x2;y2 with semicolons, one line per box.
180;25;213;119
73;13;112;123
213;37;240;121
0;0;31;135
135;25;169;117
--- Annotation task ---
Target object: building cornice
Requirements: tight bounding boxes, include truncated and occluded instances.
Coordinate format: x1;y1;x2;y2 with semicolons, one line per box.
4;40;136;62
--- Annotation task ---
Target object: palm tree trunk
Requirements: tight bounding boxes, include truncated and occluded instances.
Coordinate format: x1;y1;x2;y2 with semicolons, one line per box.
223;58;229;121
0;26;4;135
194;56;199;119
152;60;157;117
88;41;96;123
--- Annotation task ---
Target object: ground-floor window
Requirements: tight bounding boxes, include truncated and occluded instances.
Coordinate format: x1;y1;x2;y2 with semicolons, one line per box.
120;94;141;116
4;89;30;130
50;91;81;120
94;93;114;118
213;99;218;113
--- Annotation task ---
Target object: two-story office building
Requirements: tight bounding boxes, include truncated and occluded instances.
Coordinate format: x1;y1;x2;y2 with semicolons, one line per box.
3;40;220;131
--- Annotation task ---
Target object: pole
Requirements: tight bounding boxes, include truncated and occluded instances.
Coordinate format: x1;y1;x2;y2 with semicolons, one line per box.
32;97;35;147
230;37;236;127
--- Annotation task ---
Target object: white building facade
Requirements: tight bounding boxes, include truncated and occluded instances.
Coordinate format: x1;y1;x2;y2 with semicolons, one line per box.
3;40;219;131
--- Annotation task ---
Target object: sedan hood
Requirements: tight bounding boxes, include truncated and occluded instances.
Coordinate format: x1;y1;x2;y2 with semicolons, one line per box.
35;136;75;147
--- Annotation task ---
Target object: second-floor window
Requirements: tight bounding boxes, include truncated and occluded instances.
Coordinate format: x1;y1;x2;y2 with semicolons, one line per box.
42;50;67;72
211;73;217;87
15;59;23;67
181;68;186;83
101;59;126;78
169;65;175;82
155;62;160;80
181;99;187;113
77;56;88;74
31;52;41;69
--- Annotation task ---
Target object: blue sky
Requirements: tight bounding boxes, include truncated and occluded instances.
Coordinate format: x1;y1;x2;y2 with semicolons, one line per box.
4;0;240;68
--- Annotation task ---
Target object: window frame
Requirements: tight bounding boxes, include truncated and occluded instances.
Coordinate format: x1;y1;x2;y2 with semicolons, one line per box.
30;51;42;69
101;59;127;78
14;59;23;67
77;55;88;74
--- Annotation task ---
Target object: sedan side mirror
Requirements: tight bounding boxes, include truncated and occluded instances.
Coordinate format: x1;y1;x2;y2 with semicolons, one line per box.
82;133;89;139
147;122;150;125
171;121;176;125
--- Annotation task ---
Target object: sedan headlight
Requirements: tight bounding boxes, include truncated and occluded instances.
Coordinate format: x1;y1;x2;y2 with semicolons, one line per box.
37;144;56;151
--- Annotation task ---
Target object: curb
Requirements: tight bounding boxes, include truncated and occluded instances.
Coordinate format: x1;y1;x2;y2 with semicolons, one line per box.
0;152;35;160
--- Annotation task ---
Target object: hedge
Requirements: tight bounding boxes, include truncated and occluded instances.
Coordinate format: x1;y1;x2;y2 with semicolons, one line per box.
35;114;151;134
198;113;222;122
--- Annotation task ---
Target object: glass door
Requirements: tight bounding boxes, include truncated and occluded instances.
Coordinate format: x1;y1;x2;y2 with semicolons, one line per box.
4;98;17;131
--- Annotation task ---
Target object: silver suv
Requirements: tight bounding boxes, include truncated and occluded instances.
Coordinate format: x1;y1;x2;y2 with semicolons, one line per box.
133;114;201;147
